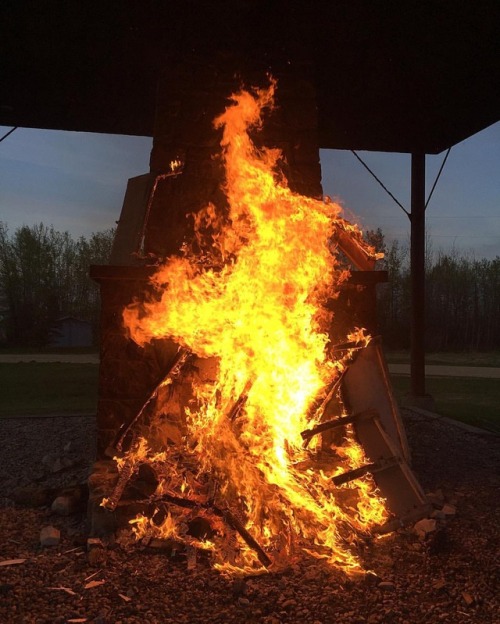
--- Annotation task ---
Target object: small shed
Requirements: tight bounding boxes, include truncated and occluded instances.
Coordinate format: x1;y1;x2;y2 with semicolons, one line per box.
49;316;93;348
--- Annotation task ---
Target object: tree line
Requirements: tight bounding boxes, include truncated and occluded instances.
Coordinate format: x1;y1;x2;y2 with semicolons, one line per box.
0;222;114;346
1;222;498;351
367;229;500;351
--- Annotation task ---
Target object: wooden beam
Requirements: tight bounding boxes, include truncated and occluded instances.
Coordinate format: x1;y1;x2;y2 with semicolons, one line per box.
410;153;426;397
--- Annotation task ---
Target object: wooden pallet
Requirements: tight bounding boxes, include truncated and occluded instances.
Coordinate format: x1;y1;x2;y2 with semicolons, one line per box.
342;336;411;462
303;407;430;531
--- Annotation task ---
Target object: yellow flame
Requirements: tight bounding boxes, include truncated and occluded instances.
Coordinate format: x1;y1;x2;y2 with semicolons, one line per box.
120;78;387;573
130;510;180;541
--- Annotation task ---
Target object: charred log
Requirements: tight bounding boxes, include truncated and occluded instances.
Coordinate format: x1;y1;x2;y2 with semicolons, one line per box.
301;409;378;446
112;348;193;454
144;492;272;567
227;380;253;422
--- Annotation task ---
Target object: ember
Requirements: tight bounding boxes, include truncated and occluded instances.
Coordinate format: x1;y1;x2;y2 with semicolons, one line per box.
102;80;391;574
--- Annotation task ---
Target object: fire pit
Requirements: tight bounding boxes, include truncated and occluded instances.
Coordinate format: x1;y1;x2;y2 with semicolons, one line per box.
89;66;428;575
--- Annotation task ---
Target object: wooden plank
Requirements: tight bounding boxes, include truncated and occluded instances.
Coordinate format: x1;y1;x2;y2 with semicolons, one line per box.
110;173;155;265
353;412;428;519
342;336;411;462
301;408;378;446
331;223;377;271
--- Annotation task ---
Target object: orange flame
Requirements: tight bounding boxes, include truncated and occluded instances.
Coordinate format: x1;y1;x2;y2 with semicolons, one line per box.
120;79;387;573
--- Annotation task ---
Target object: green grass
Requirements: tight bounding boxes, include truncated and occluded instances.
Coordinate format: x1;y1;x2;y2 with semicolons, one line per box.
385;350;500;367
1;362;498;436
0;346;99;355
390;374;500;434
0;362;98;416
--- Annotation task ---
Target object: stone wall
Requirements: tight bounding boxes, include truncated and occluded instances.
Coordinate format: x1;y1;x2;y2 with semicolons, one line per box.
92;268;179;457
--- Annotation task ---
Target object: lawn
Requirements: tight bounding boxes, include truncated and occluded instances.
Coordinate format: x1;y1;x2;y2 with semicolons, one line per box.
385;349;500;368
0;362;98;416
1;361;498;436
390;374;500;434
0;346;99;355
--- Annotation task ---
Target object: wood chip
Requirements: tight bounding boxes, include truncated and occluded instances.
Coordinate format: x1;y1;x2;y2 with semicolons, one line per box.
63;546;83;554
0;559;26;566
67;620;88;623
48;586;77;596
84;579;106;590
119;593;132;602
432;578;446;590
462;592;475;606
84;569;101;582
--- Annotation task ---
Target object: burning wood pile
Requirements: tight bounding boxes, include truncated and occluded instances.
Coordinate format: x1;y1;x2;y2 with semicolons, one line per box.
98;80;427;575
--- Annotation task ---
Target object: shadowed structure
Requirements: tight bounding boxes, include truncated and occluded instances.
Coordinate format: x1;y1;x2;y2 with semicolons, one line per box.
1;1;498;152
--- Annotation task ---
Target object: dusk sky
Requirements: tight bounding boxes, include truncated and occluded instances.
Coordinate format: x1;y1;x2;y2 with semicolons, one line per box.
1;121;499;259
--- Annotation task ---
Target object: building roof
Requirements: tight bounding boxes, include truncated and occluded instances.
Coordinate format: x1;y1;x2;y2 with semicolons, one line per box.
1;1;499;154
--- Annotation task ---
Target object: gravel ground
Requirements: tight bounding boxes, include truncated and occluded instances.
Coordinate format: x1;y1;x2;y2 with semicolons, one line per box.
0;411;499;624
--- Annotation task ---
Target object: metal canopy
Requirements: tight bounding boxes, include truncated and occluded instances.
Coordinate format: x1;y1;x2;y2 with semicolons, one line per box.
1;1;499;154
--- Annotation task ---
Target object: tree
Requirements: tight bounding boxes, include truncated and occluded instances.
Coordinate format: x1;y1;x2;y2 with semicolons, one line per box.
0;222;114;346
73;229;114;338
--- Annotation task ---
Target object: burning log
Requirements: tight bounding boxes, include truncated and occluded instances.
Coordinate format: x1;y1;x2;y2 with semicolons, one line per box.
330;219;381;271
144;493;272;568
301;408;378;446
101;456;136;512
305;338;370;425
113;347;193;453
102;349;194;511
332;456;400;486
217;507;272;568
226;380;253;422
305;367;347;423
330;340;368;353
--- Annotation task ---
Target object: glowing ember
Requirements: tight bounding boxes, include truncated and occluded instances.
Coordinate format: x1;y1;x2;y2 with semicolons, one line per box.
111;79;387;574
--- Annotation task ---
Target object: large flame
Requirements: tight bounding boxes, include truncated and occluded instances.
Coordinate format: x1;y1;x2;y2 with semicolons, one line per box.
119;79;387;574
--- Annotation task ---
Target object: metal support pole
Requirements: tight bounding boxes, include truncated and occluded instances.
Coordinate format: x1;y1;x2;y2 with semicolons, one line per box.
410;153;426;397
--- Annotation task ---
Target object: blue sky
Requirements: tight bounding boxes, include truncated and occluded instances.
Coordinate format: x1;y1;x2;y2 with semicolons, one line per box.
1;122;499;258
320;122;500;260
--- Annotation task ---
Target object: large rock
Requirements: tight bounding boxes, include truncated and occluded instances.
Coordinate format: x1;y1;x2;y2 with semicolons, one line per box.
414;518;437;539
51;494;79;516
40;525;60;547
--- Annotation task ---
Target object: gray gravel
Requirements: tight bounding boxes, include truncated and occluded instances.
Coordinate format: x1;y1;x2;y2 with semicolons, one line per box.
0;410;499;624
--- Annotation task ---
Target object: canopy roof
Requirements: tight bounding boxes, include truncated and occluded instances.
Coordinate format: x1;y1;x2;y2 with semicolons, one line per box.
1;1;499;153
